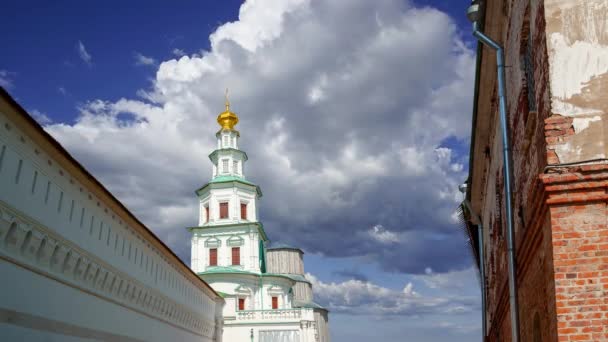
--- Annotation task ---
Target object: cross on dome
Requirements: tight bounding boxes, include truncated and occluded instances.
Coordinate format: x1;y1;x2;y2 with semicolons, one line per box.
217;88;239;130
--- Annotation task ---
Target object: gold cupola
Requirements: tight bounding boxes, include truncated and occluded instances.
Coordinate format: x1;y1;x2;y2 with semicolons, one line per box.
217;89;239;130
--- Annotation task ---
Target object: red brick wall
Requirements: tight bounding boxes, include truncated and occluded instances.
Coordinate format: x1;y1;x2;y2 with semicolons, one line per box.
543;168;608;342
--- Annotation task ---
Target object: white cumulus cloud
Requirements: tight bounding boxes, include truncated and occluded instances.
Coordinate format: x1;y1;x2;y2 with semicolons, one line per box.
306;273;477;316
46;0;475;274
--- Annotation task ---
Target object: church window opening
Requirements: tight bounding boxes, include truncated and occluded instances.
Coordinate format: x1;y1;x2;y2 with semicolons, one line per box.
241;203;247;220
209;248;217;266
219;202;229;219
233;160;239;175
272;296;278;309
222;159;229;174
232;247;240;265
205;205;210;223
238;298;245;311
223;135;229;148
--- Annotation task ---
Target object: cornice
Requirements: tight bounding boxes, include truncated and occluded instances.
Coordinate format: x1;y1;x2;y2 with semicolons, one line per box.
208;148;248;162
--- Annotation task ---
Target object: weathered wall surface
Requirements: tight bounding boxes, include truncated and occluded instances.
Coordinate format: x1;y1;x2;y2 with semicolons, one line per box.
473;0;556;339
471;1;608;341
544;0;608;163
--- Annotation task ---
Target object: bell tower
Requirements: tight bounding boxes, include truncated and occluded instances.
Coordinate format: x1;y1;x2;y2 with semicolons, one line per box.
189;91;267;274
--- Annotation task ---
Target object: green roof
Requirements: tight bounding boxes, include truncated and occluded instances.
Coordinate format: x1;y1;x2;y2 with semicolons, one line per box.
198;268;310;285
263;273;311;284
216;291;230;298
293;300;328;311
195;176;262;197
188;221;269;241
198;266;258;276
209;175;255;185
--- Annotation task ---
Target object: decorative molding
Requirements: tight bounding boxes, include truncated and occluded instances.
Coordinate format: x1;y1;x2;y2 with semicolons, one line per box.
227;235;244;247
0;202;216;338
234;285;253;295
205;236;221;248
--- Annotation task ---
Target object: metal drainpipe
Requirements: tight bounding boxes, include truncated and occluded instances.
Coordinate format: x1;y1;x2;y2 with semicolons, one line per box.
470;20;521;342
462;198;487;341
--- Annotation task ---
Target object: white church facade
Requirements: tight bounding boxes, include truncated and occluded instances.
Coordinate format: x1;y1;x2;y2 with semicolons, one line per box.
189;98;330;342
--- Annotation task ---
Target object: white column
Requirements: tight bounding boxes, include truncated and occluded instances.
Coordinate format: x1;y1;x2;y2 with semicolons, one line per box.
191;236;198;272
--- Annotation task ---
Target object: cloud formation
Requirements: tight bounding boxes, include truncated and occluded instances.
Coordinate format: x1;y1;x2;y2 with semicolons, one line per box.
77;41;92;65
306;273;478;316
30;109;52;124
134;52;157;66
0;70;14;88
46;0;475;275
172;48;186;57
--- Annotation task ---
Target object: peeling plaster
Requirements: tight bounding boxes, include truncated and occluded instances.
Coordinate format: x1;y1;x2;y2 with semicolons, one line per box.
572;116;601;133
545;0;608;164
548;34;608;115
546;0;608;116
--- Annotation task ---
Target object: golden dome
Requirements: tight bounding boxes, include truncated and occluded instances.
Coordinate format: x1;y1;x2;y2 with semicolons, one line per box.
217;89;239;130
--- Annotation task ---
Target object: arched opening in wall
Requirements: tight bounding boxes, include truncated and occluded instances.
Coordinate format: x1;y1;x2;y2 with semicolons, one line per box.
50;244;61;269
61;250;72;273
5;222;17;247
36;237;47;263
20;230;32;256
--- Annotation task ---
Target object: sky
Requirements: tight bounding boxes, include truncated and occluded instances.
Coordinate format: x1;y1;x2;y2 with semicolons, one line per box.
1;0;481;341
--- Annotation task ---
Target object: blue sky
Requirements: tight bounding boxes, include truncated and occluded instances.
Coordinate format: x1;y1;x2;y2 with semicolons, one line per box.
1;1;481;341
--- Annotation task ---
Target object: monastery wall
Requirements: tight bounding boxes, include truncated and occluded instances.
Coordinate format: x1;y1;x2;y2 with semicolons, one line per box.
0;92;224;342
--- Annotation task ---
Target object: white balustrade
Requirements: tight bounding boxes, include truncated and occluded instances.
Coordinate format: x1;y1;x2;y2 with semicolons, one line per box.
235;308;306;322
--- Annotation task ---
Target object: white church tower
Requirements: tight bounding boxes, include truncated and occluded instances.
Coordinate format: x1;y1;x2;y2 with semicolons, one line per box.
188;93;329;342
190;95;266;276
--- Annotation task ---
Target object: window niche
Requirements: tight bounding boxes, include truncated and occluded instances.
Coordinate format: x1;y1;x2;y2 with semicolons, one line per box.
204;204;210;223
231;247;240;265
240;202;248;220
272;296;278;309
233;160;239;175
234;285;252;310
219;202;229;219
221;159;229;174
209;248;218;266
